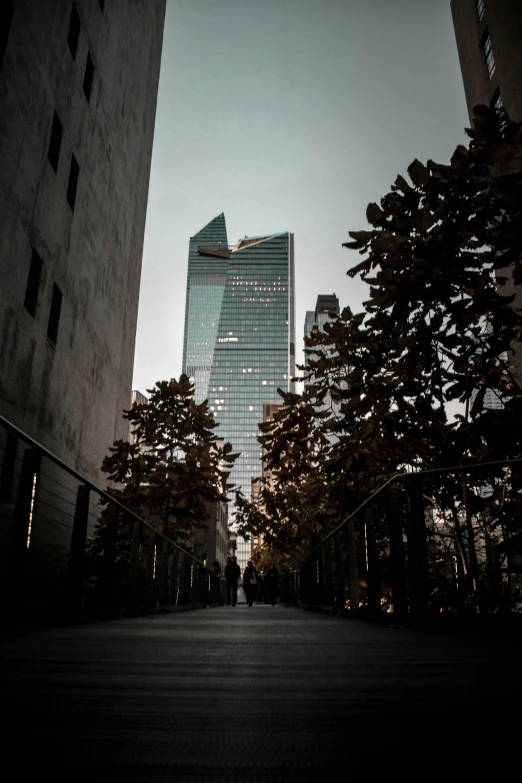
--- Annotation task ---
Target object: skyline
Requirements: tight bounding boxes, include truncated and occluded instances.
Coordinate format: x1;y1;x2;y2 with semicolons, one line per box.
132;0;469;396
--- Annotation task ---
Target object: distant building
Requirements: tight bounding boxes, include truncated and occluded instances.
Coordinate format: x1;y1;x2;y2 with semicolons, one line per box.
250;400;284;555
193;437;230;573
193;501;229;574
182;214;295;572
304;294;340;381
451;0;522;122
0;1;165;577
129;391;148;445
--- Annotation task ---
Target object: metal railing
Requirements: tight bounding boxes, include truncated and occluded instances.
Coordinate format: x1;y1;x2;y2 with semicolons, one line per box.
0;414;226;626
279;460;522;619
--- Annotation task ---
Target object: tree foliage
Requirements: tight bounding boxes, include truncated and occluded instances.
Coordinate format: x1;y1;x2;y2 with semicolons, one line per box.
237;107;522;604
97;375;238;544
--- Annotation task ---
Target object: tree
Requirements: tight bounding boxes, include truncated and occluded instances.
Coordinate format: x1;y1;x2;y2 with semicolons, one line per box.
238;107;522;611
97;375;238;545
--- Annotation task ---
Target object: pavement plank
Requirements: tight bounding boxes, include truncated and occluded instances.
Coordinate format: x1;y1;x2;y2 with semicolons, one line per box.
2;605;520;780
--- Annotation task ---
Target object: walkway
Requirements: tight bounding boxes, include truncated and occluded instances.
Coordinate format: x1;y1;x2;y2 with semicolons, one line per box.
2;605;521;780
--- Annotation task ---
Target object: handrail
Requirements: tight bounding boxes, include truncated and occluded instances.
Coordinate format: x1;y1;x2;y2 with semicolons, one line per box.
293;457;522;569
0;413;211;570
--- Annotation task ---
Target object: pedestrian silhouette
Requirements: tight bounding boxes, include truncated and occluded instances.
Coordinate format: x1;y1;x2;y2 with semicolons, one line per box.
243;560;259;607
224;556;241;607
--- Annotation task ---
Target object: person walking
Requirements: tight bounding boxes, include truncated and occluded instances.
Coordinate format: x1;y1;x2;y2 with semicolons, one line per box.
242;560;259;607
264;563;280;605
224;556;241;607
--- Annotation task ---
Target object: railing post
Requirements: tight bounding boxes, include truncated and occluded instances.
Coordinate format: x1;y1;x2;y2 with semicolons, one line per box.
364;506;380;613
323;537;335;607
334;532;345;611
387;487;408;617
347;518;360;612
170;547;179;604
178;555;187;605
159;540;169;606
405;475;430;614
316;547;325;605
100;502;119;613
145;531;156;612
128;520;141;609
67;484;90;618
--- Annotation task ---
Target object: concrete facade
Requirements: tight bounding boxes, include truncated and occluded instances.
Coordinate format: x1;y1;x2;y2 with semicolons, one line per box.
0;1;165;581
193;501;229;574
0;0;165;478
451;0;522;122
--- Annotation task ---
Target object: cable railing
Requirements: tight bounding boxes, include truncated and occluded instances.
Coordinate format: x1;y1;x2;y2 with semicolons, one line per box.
279;459;522;620
0;414;226;627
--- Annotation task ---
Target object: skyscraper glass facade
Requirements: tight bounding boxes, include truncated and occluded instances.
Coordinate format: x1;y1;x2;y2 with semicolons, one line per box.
182;215;295;568
182;213;229;404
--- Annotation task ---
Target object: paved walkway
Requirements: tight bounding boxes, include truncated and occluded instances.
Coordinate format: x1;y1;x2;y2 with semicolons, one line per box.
2;605;521;780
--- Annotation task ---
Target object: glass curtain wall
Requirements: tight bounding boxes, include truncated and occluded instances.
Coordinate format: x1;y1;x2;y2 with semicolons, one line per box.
182;213;229;404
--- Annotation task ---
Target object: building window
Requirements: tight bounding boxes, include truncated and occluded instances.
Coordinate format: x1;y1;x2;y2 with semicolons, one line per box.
24;250;43;317
0;0;14;75
47;284;63;346
83;52;94;101
475;0;485;22
68;4;80;59
491;88;507;128
0;432;17;503
67;154;79;210
480;31;495;79
47;111;63;172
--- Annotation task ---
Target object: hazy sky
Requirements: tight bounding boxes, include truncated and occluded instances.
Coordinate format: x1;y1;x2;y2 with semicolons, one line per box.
132;0;469;395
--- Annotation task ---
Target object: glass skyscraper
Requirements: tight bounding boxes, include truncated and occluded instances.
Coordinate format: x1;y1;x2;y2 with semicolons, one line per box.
182;214;295;567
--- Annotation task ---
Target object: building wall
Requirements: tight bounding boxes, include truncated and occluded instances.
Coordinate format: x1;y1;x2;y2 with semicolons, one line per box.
193;501;229;573
0;0;165;574
0;0;165;480
451;0;522;121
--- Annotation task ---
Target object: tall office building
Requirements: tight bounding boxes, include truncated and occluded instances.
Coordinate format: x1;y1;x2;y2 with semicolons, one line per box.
182;213;229;405
0;1;165;575
451;0;522;122
183;214;295;569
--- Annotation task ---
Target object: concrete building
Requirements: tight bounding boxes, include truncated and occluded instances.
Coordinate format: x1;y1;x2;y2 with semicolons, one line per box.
0;0;165;478
192;437;230;574
193;501;229;574
451;0;522;122
0;1;165;580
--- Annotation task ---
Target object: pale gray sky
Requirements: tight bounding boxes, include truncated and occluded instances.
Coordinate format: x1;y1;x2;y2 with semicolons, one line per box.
132;0;468;394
